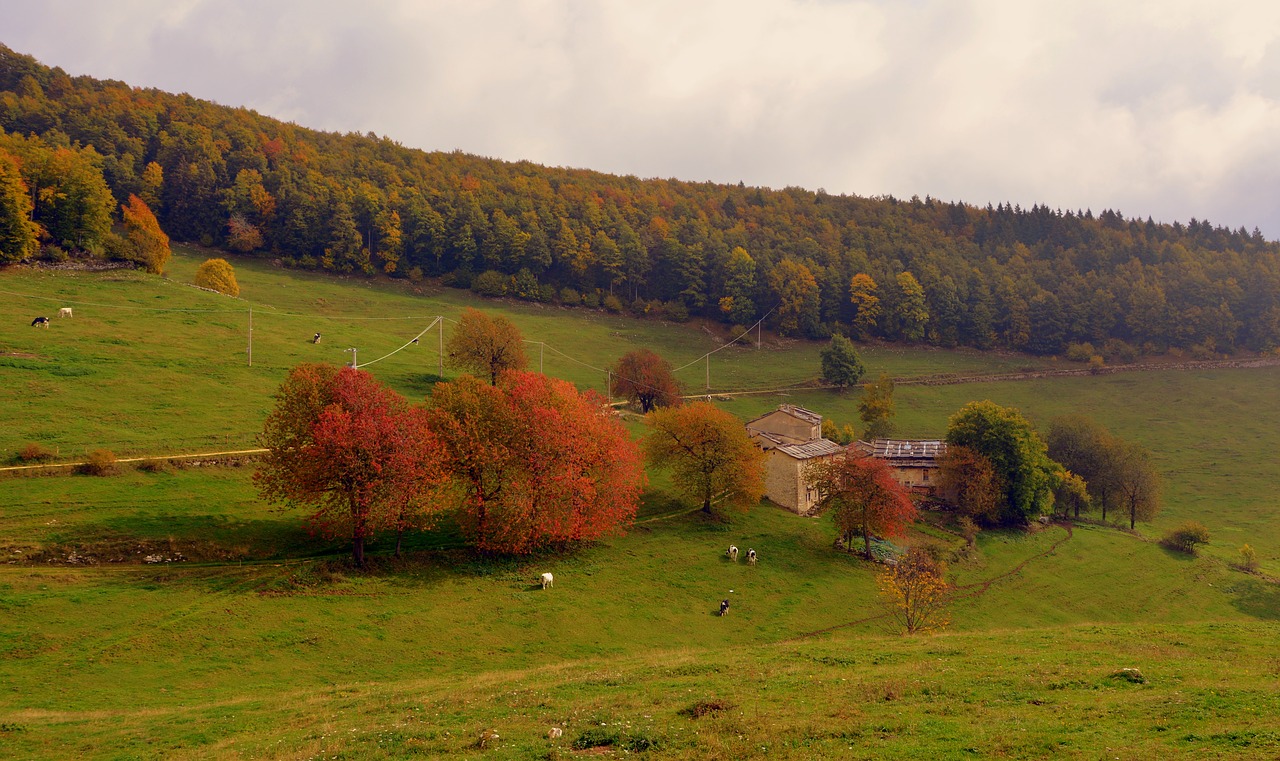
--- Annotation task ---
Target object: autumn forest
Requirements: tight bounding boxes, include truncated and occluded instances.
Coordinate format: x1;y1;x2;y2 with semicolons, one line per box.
2;43;1279;356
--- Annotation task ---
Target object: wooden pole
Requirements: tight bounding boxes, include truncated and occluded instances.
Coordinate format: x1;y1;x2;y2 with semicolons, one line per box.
247;308;252;367
438;317;444;378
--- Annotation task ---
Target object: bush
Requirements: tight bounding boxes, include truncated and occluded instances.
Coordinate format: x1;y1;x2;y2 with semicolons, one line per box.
193;258;240;296
78;449;117;476
40;244;68;263
1064;342;1095;362
1239;543;1259;572
471;269;509;297
559;287;581;306
135;459;172;474
511;268;540;299
1162;521;1210;554
16;443;55;463
1103;339;1139;363
664;300;690;322
601;294;622;313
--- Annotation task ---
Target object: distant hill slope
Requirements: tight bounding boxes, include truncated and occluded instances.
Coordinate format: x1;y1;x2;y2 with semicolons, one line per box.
2;42;1279;355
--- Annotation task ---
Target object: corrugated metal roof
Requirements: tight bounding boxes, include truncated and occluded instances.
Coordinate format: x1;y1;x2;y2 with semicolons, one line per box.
776;438;845;460
779;404;822;425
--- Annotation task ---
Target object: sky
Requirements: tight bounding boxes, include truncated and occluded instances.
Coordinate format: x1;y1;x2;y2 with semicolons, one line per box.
5;0;1280;238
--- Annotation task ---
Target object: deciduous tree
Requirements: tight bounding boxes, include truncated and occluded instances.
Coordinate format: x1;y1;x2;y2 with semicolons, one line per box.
848;273;882;338
0;148;38;263
820;334;865;389
807;452;917;558
611;348;682;412
446;307;528;385
1047;415;1121;520
426;371;644;553
937;445;1001;524
193;257;240;296
255;364;445;566
120;194;170;274
858;372;896;439
878;548;951;634
1115;439;1161;530
946;401;1057;525
644;402;765;515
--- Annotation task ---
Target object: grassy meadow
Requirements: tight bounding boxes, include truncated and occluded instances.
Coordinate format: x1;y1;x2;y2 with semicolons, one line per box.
2;248;1279;758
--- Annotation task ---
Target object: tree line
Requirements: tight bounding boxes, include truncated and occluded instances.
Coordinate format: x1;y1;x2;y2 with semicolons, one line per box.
3;43;1279;356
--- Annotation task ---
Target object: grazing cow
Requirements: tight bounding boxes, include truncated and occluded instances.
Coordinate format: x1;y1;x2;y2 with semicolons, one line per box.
747;548;757;565
540;572;554;589
312;332;322;344
727;545;739;561
31;316;49;328
58;307;73;318
719;598;730;616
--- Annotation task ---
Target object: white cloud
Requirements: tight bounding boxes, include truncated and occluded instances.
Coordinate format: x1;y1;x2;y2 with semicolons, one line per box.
5;0;1280;235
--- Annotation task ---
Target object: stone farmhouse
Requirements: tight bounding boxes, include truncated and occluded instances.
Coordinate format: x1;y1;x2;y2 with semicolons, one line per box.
853;438;948;496
744;404;845;513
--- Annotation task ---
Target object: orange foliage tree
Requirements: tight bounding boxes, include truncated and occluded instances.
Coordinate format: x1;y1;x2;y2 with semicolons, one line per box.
878;548;951;634
193;257;240;296
445;308;528;385
426;371;644;554
611;348;681;412
644;401;765;514
937;444;1001;524
121;194;170;274
807;451;917;558
254;364;445;566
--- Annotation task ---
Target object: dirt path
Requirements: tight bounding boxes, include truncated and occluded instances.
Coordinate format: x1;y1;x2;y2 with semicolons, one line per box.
784;522;1075;641
0;448;267;473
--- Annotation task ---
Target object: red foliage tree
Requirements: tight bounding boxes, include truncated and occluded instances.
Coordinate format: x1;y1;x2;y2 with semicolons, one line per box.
807;451;917;558
255;364;445;566
610;348;681;412
426;371;644;554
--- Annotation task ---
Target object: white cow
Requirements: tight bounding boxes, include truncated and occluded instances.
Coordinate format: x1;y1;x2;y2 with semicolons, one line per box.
540;572;554;589
58;307;73;318
727;545;739;561
747;548;757;565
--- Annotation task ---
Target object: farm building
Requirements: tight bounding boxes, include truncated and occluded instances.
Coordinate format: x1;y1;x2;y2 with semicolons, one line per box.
854;438;947;495
746;405;846;513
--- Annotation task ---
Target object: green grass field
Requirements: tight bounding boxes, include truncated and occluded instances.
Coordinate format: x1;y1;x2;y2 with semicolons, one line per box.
2;248;1278;758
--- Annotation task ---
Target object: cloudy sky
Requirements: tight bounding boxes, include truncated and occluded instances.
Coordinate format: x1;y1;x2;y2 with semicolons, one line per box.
6;1;1280;237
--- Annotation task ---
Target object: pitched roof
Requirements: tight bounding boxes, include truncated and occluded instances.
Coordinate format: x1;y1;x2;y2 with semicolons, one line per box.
745;404;823;429
870;439;946;463
775;438;845;460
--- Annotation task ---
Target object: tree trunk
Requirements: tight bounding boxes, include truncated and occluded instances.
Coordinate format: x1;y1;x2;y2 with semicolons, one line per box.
863;532;872;559
395;527;403;557
353;535;365;567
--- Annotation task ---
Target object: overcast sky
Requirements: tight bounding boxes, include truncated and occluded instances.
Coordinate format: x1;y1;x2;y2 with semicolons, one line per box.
6;1;1280;238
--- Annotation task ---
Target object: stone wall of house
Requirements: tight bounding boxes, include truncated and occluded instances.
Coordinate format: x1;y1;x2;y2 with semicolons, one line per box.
763;452;802;512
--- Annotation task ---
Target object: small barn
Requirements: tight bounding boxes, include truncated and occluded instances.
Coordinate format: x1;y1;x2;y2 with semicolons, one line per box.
746;405;846;513
855;438;947;495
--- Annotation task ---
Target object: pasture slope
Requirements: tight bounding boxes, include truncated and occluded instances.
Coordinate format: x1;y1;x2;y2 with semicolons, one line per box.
1;247;1278;759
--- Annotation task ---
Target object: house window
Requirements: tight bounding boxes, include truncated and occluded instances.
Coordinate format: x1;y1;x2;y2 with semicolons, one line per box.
923;469;930;482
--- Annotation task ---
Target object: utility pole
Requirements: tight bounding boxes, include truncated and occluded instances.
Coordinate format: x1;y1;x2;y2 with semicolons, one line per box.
705;354;710;392
438;316;444;378
605;369;612;398
346;347;357;368
539;342;544;374
247;308;253;367
757;321;761;350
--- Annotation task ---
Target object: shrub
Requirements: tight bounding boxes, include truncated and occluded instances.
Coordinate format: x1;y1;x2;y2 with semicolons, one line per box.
1064;342;1095;362
1088;355;1105;374
559;287;581;306
512;268;540;299
40;244;68;263
663;300;690;322
602;294;623;313
193;258;240;296
471;269;509;297
16;443;55;463
1103;339;1139;363
1162;521;1210;554
580;290;601;308
1239;543;1259;572
78;449;117;476
135;459;172;474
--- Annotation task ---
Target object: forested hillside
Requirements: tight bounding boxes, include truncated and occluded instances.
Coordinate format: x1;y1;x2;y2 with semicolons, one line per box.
2;43;1278;356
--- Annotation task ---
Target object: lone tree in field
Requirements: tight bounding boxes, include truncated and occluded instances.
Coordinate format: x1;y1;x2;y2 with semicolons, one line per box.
644;402;765;515
1115;439;1161;530
193;257;240;296
946;401;1057;525
446;307;528;385
120;194;170;274
820;334;865;389
878;548;951;634
611;348;682;412
255;364;445;566
807;451;917;558
858;372;896;439
1047;415;1121;520
426;371;644;554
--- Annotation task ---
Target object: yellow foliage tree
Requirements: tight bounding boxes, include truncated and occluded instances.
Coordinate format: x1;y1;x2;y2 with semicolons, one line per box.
878;548;951;634
194;257;240;297
120;194;170;274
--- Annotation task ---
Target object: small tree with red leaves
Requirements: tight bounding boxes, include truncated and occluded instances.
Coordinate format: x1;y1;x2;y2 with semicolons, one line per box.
807;451;917;559
426;371;644;554
255;364;445;566
611;348;682;412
